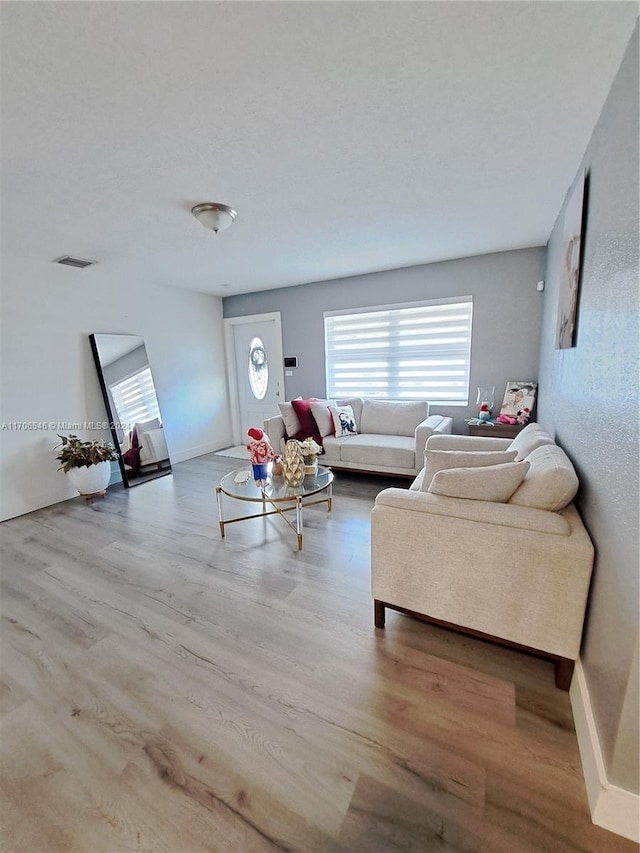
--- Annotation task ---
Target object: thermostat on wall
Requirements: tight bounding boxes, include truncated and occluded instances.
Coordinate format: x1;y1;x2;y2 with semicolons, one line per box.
284;356;298;368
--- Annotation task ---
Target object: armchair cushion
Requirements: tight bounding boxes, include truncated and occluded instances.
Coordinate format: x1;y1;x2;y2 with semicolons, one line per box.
429;460;530;502
509;444;579;511
374;487;571;536
508;422;556;459
422;448;518;490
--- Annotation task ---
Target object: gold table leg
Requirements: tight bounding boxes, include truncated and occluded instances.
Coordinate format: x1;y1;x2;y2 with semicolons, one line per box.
215;486;225;537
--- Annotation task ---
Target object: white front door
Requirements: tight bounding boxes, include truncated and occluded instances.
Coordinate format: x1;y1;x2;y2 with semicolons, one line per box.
224;313;285;443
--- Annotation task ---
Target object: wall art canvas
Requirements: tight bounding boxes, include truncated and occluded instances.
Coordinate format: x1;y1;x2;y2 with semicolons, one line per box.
555;171;587;349
500;381;537;418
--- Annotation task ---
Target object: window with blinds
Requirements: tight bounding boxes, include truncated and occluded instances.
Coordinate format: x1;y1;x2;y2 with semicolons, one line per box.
324;297;473;405
109;367;161;428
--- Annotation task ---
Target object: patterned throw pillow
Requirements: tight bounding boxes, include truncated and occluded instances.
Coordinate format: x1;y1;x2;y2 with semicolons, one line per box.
329;405;358;438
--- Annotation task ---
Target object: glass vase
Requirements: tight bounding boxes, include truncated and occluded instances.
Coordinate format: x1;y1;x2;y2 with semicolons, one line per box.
476;386;495;414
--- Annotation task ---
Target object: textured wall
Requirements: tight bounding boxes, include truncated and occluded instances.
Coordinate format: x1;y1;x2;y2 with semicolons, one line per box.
537;25;639;792
224;248;546;433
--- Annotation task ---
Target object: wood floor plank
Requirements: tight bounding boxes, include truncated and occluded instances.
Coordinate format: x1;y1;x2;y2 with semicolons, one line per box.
1;456;635;852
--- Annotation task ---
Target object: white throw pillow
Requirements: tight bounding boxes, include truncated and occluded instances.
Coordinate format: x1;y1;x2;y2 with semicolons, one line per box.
309;400;337;437
428;461;530;503
278;397;303;437
421;449;519;492
134;418;161;434
329;405;359;438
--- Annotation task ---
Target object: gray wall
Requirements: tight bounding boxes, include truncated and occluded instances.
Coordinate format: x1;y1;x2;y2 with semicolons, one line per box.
537;25;638;793
224;247;546;432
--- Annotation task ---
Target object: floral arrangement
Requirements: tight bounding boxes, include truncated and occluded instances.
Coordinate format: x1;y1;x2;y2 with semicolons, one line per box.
299;437;322;461
55;434;118;472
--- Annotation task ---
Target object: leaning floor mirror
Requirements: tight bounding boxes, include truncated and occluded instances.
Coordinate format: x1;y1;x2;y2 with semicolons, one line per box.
89;334;172;488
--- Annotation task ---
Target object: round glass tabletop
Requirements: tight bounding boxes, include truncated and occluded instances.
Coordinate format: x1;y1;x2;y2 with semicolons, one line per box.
219;465;334;503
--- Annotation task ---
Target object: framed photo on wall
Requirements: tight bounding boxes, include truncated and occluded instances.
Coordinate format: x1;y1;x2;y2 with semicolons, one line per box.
500;381;537;418
555;170;587;349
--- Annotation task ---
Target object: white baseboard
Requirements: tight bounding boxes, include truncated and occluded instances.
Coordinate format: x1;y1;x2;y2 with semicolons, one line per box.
0;483;78;522
570;659;640;843
169;441;225;465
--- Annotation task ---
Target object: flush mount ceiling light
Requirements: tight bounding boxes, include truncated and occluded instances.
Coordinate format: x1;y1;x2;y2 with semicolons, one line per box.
191;202;237;235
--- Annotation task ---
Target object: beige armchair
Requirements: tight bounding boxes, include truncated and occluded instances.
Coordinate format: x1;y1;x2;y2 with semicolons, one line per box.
371;425;594;689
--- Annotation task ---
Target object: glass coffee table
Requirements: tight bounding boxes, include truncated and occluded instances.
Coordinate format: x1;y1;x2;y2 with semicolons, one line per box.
216;465;334;551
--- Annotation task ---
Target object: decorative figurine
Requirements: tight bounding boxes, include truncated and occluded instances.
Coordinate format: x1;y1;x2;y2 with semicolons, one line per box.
478;403;492;423
246;427;275;482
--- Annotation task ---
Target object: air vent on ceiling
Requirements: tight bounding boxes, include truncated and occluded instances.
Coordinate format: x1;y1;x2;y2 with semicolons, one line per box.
54;255;97;269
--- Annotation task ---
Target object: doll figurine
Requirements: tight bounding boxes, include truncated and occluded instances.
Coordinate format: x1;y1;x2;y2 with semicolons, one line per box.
246;427;275;482
478;403;492;422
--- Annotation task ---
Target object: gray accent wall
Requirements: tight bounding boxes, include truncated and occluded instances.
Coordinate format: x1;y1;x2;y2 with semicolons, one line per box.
537;25;638;793
224;248;546;432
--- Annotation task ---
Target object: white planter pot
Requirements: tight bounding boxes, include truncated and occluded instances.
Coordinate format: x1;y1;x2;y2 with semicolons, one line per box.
67;461;112;495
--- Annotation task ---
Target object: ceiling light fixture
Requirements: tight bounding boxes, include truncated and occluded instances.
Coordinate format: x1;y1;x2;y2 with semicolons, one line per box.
191;202;237;235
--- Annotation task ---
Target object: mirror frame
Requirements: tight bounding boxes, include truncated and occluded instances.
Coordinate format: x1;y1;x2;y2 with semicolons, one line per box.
89;333;172;489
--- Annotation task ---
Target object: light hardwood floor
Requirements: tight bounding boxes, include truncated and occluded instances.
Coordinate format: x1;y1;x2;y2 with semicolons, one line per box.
1;454;635;852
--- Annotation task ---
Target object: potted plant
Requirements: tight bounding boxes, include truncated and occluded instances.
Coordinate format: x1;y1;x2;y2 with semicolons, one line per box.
55;434;118;497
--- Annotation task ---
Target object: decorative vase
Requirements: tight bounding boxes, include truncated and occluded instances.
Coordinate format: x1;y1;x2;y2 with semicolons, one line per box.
476;386;495;416
67;461;112;496
282;441;305;487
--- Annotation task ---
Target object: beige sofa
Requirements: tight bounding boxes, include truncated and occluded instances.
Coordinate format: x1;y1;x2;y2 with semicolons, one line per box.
264;398;453;477
371;424;594;688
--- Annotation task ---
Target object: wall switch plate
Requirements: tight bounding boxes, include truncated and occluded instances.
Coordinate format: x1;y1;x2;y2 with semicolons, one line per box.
285;370;293;377
537;280;545;291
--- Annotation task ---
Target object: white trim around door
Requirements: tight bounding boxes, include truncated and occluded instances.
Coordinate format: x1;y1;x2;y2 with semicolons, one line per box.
224;312;285;446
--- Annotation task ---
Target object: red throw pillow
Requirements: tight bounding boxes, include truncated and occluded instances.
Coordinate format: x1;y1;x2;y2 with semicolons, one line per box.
290;398;319;438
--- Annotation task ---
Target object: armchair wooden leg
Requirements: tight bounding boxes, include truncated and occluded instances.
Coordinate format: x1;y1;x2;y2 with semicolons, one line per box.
374;599;385;629
555;658;574;691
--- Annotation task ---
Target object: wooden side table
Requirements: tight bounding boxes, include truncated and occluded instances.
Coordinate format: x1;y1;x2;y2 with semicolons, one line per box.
467;422;528;439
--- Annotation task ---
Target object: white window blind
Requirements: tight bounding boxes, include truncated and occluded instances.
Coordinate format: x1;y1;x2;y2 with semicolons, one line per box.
109;367;161;428
324;297;473;405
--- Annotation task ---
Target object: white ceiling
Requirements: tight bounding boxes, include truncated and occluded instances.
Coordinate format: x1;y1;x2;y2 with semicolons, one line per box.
1;2;637;296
